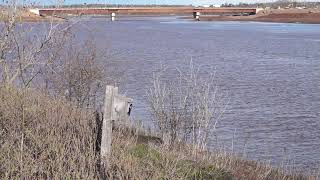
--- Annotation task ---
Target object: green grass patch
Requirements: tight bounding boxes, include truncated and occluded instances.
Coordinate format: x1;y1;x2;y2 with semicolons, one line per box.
177;161;233;180
130;144;161;161
130;144;233;180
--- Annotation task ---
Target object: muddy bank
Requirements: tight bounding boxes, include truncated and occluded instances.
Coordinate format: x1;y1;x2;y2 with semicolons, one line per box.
190;9;320;24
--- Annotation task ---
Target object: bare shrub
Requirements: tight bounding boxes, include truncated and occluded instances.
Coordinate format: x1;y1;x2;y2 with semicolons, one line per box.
0;2;108;110
42;37;105;109
147;62;227;150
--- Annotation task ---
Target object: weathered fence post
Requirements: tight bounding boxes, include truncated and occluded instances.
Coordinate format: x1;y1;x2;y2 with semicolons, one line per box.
100;86;117;165
100;85;133;168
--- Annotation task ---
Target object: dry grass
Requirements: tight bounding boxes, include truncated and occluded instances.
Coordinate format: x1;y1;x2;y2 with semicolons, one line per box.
0;86;315;179
0;86;98;179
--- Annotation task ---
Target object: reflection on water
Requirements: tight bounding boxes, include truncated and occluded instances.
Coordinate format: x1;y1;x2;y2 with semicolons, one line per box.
71;16;320;171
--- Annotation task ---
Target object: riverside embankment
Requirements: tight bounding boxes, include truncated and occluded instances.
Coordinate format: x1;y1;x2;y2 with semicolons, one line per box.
1;86;313;179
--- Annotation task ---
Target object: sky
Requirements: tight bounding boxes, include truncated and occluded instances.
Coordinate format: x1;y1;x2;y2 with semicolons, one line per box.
25;0;320;6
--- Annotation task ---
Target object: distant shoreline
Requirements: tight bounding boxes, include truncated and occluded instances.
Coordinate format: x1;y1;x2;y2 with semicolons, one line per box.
186;9;320;24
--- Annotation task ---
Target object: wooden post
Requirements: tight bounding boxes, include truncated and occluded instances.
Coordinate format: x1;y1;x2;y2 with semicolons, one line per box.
100;85;133;168
100;86;118;165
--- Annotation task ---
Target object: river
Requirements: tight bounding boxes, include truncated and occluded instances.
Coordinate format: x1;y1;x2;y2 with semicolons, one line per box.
70;16;320;172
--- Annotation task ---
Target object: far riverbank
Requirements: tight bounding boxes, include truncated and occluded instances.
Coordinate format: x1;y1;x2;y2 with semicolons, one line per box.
3;8;320;24
188;9;320;24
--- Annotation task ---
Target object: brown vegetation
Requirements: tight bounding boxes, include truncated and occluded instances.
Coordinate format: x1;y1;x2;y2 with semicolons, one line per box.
0;86;99;179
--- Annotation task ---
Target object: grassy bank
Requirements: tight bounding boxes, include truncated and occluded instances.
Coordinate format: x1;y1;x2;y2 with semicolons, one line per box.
0;86;313;179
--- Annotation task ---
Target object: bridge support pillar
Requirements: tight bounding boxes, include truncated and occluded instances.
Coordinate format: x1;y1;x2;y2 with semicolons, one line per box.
111;13;116;21
193;12;201;21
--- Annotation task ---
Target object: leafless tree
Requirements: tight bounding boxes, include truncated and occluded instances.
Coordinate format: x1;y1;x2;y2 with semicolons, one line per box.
0;1;79;88
42;37;105;109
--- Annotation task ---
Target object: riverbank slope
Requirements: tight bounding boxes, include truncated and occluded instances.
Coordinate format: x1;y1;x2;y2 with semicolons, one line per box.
0;86;314;179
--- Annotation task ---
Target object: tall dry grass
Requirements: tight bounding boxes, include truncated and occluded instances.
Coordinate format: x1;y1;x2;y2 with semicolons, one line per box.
0;86;98;179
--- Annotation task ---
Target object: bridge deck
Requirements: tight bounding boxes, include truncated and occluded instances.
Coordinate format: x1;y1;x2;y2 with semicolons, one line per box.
33;7;257;16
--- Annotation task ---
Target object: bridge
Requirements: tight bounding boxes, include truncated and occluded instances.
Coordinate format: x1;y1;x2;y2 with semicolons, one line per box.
29;7;261;21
